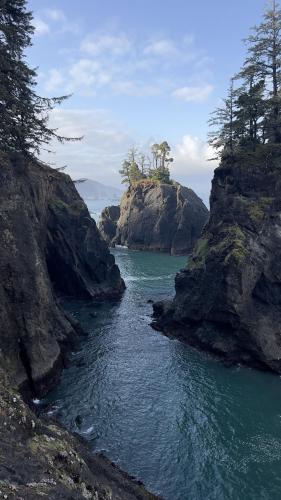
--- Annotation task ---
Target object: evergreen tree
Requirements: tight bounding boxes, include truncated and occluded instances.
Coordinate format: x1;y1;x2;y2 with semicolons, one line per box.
120;141;173;185
0;0;79;160
119;160;131;185
208;79;238;157
243;0;281;142
129;160;143;182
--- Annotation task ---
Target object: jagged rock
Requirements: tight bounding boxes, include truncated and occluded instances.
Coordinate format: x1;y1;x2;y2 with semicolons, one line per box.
0;369;159;500
153;153;281;373
99;181;209;255
0;154;125;397
99;206;120;246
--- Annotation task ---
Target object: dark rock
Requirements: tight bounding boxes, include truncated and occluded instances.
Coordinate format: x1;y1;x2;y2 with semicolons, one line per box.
99;205;120;246
153;153;281;373
0;154;125;397
0;369;160;500
75;415;83;428
99;181;209;255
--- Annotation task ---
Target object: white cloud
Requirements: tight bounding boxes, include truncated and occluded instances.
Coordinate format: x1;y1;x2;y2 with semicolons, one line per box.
111;80;161;97
173;84;214;103
45;9;66;22
173;135;216;173
34;8;80;36
144;39;177;57
170;135;217;204
81;34;132;57
45;69;64;92
40;109;133;185
33;18;50;37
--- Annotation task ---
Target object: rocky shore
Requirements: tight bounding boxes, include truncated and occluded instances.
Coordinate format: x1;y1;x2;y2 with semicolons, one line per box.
153;152;281;373
0;154;156;499
99;181;208;255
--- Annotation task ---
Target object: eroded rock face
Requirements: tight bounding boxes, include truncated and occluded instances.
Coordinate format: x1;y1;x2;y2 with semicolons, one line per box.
99;205;120;246
153;155;281;373
99;182;209;255
0;155;124;396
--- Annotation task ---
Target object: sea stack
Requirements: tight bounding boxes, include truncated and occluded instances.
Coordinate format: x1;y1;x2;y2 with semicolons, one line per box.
99;181;209;255
153;152;281;373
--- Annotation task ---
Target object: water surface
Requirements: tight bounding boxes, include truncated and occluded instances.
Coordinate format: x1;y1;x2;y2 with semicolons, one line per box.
45;248;281;500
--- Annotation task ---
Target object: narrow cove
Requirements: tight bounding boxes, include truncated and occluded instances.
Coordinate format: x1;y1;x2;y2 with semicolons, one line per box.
44;248;281;500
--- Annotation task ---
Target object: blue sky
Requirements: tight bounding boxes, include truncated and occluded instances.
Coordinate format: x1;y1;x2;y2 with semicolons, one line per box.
27;0;267;204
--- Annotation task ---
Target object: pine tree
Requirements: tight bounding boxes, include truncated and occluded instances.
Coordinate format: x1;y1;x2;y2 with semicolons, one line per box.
245;0;281;143
0;0;80;160
208;79;237;157
119;160;131;185
129;160;143;182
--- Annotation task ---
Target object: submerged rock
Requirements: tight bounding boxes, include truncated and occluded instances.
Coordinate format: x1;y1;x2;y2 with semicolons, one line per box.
153;153;281;373
99;181;209;255
0;154;124;397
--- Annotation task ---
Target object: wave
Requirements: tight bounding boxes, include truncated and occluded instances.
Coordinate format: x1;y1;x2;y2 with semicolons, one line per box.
125;274;174;282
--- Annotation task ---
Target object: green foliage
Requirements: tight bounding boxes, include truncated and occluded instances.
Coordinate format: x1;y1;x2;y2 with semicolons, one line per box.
209;1;281;158
120;141;173;185
219;226;247;265
188;237;209;269
0;0;80;160
247;197;273;222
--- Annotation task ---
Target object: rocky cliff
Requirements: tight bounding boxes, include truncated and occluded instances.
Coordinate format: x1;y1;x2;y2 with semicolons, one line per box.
0;154;158;500
99;181;209;255
99;205;120;246
0;154;124;397
153;153;281;373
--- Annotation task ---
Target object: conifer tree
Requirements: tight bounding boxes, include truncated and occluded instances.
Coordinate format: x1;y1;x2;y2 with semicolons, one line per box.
208;79;237;157
0;0;79;160
119;160;131;185
245;0;281;143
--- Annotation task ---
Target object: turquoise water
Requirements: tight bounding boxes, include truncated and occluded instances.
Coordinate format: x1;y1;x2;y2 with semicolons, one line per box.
45;248;281;500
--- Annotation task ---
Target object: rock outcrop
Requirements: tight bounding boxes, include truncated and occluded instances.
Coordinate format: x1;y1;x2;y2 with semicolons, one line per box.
0;154;157;500
0;154;124;397
99;205;120;246
0;369;158;500
153;153;281;373
99;181;209;255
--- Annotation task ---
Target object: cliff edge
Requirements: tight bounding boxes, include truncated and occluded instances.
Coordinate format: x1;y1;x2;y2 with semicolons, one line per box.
0;154;124;397
153;153;281;373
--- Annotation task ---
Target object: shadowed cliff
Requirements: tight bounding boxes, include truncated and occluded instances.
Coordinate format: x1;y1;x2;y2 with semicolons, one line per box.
0;154;125;397
153;152;281;373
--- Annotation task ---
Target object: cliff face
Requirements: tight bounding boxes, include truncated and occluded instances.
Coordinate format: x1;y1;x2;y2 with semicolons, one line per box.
0;155;124;397
153;154;281;373
0;155;158;500
99;205;120;246
99;182;209;255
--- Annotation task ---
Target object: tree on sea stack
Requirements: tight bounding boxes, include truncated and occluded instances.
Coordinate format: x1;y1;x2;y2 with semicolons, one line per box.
120;141;173;185
0;0;80;161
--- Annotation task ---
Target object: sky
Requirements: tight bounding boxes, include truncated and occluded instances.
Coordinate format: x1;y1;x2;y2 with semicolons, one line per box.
27;0;267;204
